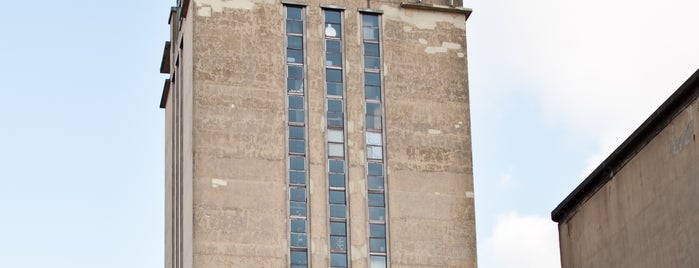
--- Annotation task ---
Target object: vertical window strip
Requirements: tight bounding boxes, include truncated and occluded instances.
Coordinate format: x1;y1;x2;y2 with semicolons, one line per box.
286;5;309;268
324;9;349;268
362;13;388;268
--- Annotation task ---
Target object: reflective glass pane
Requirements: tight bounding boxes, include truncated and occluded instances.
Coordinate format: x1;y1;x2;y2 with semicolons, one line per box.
325;23;342;37
368;193;385;207
330;222;347;235
292;265;307;268
367;145;383;159
328;143;344;157
368;163;383;175
365;85;381;100
370;224;386;238
327;82;343;96
370;256;387;268
288;36;303;49
289;139;305;154
366;114;382;130
326;40;341;52
330;253;348;267
365;56;380;69
370;238;386;252
289;96;304;109
288;65;303;78
328;99;343;112
369;207;385;221
330;236;347;251
363;27;379;40
329;160;344;173
290;250;308;264
368;175;384;190
291;233;308;248
289;126;305;139
290;201;307;216
325;10;341;24
326;53;342;67
329;173;345;188
327;68;343;83
366;132;382;146
289;109;305;124
365;72;381;86
289;171;306;185
329;204;346;218
287;49;304;63
290;187;306;202
362;14;379;27
287;20;303;34
287;7;303;20
328;129;344;143
329;190;346;204
328;112;344;128
289;157;305;171
291;219;306;233
288;79;304;93
364;42;380;56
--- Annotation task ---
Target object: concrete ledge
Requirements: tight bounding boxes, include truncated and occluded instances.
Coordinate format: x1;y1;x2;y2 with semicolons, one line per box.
400;2;472;20
160;41;171;74
160;79;171;109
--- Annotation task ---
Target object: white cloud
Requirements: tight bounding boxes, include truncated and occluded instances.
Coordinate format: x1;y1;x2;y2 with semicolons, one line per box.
480;212;560;268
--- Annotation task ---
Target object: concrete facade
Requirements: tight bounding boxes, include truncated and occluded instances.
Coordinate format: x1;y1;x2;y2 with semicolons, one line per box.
160;0;475;267
552;70;699;268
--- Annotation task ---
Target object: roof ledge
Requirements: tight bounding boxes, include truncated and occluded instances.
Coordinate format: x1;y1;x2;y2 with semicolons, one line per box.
160;41;171;74
400;2;472;20
160;79;171;109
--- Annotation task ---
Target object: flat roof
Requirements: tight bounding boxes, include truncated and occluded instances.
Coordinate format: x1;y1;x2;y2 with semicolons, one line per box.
552;68;699;222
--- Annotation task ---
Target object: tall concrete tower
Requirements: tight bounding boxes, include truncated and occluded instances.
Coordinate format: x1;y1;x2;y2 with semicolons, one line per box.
159;0;475;267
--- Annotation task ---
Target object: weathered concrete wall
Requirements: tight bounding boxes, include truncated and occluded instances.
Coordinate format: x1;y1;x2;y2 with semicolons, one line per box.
558;94;699;268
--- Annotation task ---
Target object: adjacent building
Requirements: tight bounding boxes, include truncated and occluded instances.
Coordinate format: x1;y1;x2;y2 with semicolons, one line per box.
159;0;476;267
552;69;699;267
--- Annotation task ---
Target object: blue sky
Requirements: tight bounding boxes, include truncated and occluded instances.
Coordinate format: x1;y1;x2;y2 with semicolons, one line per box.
1;1;698;267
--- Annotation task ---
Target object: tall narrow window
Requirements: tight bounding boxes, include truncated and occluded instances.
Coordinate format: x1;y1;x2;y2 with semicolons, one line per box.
324;9;349;268
362;13;388;268
286;5;309;268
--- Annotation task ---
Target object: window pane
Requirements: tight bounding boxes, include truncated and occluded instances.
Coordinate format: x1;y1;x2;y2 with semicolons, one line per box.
292;265;307;268
289;157;305;171
330;236;347;251
370;224;386;238
366;114;382;130
330;222;347;235
367;145;383;159
325;23;342;37
328;129;344;143
288;36;303;49
365;72;381;86
328;143;344;157
326;52;343;67
370;256;387;268
369;207;385;221
290;201;307;216
289;126;305;139
290;187;306;202
289;171;306;185
329;204;346;218
328;99;343;112
363;27;379;40
291;219;306;233
366;132;382;146
289;139;305;154
287;7;303;20
365;56;380;69
289;109;305;124
327;68;343;83
364;42;380;56
368;163;383;175
329;160;344;173
288;79;304;93
368;175;384;190
362;14;379;27
327;82;343;97
287;48;304;63
290;250;308;264
370;238;386;252
325;10;341;24
328;112;344;128
368;193;385;207
326;40;341;52
329;173;345;188
287;20;303;34
288;65;303;79
329;190;346;204
330;253;348;267
291;233;308;248
289;96;304;109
